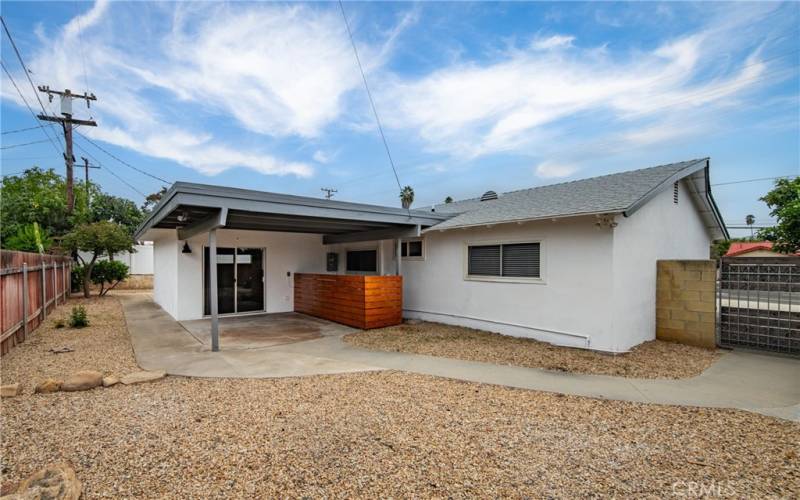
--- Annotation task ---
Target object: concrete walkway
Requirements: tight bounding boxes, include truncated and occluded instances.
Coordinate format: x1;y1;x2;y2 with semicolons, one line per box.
120;294;800;421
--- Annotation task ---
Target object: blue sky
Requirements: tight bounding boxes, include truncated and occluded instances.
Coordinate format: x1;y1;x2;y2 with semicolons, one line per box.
1;1;798;238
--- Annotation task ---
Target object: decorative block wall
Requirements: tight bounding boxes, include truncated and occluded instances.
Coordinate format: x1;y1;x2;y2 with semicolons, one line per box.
656;260;717;349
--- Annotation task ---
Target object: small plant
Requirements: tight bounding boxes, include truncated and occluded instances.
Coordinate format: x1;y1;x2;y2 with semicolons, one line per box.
68;306;89;328
91;260;130;296
54;318;66;329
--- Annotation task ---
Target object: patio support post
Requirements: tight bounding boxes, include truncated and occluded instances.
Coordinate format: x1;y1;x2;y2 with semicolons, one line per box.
208;228;220;352
396;238;402;276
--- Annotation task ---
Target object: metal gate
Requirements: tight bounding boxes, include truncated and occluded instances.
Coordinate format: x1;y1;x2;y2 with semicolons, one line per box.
718;257;799;355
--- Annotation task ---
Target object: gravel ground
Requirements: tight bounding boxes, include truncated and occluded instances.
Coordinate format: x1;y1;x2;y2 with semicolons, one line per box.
2;298;798;498
345;322;721;379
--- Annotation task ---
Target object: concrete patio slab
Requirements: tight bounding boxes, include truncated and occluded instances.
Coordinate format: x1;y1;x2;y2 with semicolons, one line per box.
119;293;800;421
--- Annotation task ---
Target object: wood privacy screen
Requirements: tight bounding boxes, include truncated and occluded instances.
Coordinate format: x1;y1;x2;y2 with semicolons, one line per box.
1;250;72;356
294;273;402;329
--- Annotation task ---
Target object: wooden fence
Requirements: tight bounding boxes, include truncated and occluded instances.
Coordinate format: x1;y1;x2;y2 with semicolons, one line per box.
294;273;403;329
1;250;73;356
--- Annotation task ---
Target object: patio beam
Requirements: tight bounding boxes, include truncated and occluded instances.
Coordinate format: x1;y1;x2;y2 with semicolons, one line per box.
322;225;421;245
177;208;228;240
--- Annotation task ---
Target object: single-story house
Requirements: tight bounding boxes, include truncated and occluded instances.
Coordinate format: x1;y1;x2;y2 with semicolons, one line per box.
135;157;728;353
725;241;798;257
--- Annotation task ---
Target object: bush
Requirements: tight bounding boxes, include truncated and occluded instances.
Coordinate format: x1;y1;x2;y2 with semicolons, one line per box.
71;265;85;292
68;306;89;328
91;260;130;296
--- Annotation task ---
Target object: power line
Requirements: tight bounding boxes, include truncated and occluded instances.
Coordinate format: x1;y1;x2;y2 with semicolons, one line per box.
0;138;53;150
0;61;62;155
338;0;403;193
73;0;91;95
73;139;148;198
1;16;65;152
74;130;171;184
2;125;45;135
712;175;797;186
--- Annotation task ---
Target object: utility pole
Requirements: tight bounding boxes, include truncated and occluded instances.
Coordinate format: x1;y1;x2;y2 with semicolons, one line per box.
321;187;337;200
81;156;100;208
36;86;97;214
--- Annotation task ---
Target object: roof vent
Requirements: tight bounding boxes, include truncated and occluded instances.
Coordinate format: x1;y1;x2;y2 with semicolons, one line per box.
480;190;498;201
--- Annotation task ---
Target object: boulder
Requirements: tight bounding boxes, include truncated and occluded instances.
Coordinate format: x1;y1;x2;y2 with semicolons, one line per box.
120;370;166;385
34;379;62;394
9;463;81;500
101;375;119;388
1;383;21;398
60;371;103;392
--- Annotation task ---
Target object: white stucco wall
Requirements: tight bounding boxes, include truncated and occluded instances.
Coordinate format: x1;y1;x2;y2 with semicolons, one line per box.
610;179;713;351
172;228;327;320
78;243;154;275
401;216;617;350
151;229;179;318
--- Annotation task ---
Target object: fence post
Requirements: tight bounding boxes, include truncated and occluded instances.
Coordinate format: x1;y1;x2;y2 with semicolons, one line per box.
22;263;29;337
53;261;58;306
41;261;47;320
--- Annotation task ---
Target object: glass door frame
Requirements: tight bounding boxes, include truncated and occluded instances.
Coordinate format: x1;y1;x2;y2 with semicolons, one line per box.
202;246;266;317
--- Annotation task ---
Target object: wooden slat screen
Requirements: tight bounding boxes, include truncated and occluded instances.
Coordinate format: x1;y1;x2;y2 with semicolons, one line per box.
294;273;402;329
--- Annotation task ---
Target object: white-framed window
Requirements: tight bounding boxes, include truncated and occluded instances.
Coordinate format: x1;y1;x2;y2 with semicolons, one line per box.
464;240;543;283
400;239;424;260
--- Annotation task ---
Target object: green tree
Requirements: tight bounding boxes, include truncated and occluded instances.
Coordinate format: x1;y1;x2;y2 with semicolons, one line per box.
400;186;415;209
90;192;144;236
91;260;130;296
142;187;167;212
444;196;453;204
0;167;98;244
62;221;134;297
757;177;800;254
4;223;53;253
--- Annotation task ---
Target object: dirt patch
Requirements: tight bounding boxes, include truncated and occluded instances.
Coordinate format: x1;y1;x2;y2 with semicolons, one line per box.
2;299;797;498
344;322;722;379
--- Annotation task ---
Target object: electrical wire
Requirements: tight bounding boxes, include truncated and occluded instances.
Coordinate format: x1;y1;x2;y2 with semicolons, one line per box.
712;175;797;186
1;125;45;135
73;139;148;198
0;61;62;155
72;0;91;95
0;138;53;150
338;0;403;194
74;130;170;184
1;16;65;151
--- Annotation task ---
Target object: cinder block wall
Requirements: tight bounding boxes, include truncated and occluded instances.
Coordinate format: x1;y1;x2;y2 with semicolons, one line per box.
656;260;717;349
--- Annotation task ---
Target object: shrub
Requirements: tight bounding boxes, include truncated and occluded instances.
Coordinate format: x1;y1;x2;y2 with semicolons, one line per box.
68;306;89;328
71;265;85;292
91;260;130;296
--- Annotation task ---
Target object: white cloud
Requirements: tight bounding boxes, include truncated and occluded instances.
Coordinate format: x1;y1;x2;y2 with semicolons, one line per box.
531;34;574;50
535;161;578;178
0;1;408;178
313;150;331;164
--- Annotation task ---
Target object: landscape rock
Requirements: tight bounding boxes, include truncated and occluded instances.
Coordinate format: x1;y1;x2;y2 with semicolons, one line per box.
60;371;103;392
34;379;62;394
1;384;22;398
120;370;166;385
101;375;120;388
10;463;81;500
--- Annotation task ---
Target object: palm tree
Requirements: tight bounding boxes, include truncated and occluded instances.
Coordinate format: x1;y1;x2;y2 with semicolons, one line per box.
400;186;414;209
444;196;453;204
745;214;755;238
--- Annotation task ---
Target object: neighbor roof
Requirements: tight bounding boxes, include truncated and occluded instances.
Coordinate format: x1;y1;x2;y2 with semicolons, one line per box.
427;158;729;239
725;241;799;256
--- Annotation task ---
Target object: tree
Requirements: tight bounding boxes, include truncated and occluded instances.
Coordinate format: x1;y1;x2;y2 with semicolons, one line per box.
62;221;134;297
745;214;755;238
757;177;800;254
90;192;144;236
400;186;415;209
444;196;453;204
5;223;53;253
0;167;97;244
91;260;130;296
142;187;168;213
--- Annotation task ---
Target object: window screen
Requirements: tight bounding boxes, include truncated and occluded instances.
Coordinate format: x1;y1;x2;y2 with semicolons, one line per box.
468;245;501;276
467;243;541;278
402;240;423;258
502;243;540;277
346;250;377;272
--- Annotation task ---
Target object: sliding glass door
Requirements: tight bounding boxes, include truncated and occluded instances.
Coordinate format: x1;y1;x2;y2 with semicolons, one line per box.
204;247;265;315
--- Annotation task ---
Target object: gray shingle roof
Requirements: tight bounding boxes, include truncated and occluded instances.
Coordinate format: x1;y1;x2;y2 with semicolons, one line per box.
429;158;709;230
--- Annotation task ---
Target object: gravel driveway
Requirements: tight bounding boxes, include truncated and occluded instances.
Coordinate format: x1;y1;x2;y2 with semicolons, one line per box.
345;322;721;379
2;297;797;498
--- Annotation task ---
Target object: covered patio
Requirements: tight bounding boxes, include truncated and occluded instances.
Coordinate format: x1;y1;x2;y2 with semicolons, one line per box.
135;182;448;351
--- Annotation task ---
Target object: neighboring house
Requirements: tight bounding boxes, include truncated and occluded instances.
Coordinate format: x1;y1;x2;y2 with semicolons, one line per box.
135;158;728;353
725;241;798;257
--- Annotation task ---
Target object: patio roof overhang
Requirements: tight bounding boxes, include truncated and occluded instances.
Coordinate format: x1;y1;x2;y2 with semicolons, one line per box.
134;182;451;244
